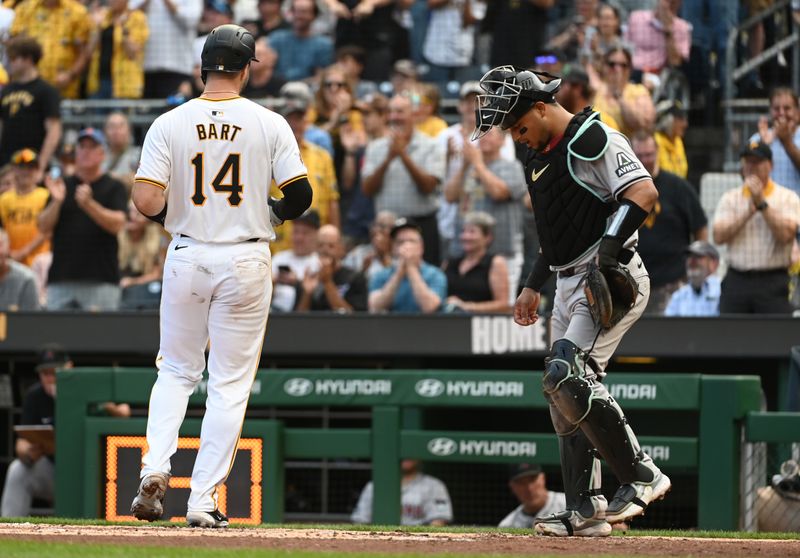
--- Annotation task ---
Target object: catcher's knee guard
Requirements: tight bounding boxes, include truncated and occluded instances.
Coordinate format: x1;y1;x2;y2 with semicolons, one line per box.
543;339;593;426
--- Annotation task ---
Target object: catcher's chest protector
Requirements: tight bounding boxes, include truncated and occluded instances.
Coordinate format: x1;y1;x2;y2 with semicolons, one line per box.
526;109;613;267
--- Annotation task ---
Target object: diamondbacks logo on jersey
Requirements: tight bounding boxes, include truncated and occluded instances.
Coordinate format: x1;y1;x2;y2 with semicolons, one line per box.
615;152;640;177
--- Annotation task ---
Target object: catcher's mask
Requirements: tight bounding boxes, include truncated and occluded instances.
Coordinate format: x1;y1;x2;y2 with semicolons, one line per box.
472;66;562;141
201;24;259;84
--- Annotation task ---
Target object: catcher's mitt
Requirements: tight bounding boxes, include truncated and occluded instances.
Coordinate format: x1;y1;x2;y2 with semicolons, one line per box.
584;263;639;330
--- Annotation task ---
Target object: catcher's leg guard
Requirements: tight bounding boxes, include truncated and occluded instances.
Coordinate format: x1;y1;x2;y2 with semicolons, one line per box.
578;382;653;485
542;339;650;485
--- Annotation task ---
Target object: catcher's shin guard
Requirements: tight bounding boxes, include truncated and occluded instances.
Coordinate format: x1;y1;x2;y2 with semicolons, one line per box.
578;382;653;485
543;339;651;485
557;428;606;518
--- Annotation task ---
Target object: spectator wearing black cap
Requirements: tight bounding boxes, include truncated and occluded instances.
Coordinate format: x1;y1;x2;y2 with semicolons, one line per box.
0;149;50;267
498;463;566;528
664;240;721;317
632;131;707;315
654;100;689;179
38;127;128;311
0;37;62;180
1;345;129;517
271;210;321;312
712;141;800;314
368;218;446;313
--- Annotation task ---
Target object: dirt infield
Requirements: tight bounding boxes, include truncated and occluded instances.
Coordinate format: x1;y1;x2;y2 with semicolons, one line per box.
2;523;800;557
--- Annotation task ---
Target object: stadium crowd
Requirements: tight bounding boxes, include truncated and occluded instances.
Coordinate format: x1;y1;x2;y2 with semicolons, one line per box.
0;0;797;315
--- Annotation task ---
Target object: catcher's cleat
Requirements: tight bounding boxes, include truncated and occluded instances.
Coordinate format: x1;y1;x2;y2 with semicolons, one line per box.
605;465;672;524
534;509;612;537
187;509;229;528
131;472;169;521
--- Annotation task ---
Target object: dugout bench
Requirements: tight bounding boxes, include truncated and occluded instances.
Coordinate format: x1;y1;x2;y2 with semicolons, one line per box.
54;368;761;529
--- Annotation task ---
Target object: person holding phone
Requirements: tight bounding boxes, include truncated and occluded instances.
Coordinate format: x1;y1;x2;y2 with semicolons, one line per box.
271;210;321;312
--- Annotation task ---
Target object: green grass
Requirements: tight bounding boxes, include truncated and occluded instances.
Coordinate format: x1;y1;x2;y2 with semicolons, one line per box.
2;517;800;540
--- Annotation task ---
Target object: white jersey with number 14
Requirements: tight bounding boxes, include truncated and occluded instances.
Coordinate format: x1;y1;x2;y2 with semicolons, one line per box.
135;96;307;243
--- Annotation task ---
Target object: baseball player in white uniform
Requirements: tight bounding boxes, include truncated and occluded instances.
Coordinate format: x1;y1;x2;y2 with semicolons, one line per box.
130;24;312;528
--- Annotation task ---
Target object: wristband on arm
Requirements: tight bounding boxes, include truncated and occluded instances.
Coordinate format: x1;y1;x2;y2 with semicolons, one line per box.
143;203;167;226
598;198;649;266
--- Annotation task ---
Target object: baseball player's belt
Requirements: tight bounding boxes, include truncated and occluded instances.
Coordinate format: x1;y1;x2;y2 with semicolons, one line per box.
178;233;265;243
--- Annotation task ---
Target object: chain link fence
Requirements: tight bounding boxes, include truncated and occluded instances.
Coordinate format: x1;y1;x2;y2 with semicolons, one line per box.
742;441;800;531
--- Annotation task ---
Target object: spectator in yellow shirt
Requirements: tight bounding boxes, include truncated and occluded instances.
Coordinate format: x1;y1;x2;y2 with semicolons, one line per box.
654;99;689;179
11;0;92;99
86;0;149;99
271;91;340;254
412;83;448;138
0;148;50;266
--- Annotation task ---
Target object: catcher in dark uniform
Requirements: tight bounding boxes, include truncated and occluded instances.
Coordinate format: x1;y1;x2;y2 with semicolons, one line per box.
473;66;671;536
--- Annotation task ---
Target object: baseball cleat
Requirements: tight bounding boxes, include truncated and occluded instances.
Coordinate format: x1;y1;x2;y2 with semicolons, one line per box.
187;509;229;528
605;468;672;524
534;509;612;537
131;472;169;521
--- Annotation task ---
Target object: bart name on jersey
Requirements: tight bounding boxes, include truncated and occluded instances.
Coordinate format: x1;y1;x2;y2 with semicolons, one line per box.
196;123;242;141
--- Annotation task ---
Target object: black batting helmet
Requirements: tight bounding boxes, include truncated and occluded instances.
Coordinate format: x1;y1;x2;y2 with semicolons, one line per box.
201;24;258;83
472;66;561;140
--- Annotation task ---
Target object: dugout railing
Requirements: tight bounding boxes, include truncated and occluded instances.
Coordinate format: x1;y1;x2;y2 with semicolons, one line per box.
54;368;761;529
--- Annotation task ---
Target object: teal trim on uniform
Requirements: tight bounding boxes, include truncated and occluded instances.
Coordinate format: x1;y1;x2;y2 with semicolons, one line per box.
567;113;609;162
565;111;611;203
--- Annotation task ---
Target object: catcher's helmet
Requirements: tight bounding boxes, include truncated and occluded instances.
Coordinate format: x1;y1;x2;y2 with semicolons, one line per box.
472;66;562;140
200;24;258;83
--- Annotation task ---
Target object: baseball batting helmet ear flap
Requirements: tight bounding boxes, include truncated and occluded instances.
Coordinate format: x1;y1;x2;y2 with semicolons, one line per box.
201;24;259;84
472;65;562;140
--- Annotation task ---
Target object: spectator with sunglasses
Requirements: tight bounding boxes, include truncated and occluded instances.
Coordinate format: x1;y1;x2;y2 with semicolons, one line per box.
312;65;365;231
592;44;655;137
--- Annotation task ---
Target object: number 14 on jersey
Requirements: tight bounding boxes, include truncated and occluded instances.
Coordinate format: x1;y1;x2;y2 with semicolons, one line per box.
191;153;243;207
